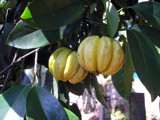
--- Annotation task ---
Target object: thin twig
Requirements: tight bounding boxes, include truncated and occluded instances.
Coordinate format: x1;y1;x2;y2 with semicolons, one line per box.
0;49;19;93
0;65;13;76
0;48;40;76
16;48;40;63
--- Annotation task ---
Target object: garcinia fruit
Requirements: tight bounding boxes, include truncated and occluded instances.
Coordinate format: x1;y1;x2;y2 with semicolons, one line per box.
77;36;124;75
48;47;88;84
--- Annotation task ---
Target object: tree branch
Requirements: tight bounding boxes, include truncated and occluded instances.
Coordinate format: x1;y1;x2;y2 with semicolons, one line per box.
0;48;41;76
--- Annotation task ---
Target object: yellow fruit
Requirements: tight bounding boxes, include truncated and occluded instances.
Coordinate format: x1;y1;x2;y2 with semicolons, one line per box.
48;47;88;84
77;36;124;75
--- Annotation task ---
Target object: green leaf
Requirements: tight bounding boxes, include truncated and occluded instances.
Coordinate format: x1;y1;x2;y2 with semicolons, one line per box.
6;20;80;49
21;65;53;92
90;74;111;113
103;1;119;38
112;43;134;99
0;2;6;8
114;0;127;7
0;85;31;120
64;108;79;120
69;103;81;120
26;86;68;120
129;2;160;30
21;7;32;19
21;0;85;30
127;25;160;101
129;25;160;48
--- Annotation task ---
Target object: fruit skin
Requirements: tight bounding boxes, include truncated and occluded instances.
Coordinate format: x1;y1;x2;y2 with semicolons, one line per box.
77;36;124;75
48;47;88;84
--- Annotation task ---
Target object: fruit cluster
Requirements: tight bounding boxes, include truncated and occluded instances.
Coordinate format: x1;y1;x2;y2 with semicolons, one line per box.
48;36;124;84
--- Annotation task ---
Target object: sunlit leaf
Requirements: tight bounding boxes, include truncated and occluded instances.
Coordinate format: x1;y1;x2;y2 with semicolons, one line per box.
69;103;81;120
0;2;6;8
21;7;32;19
64;108;79;120
0;85;31;120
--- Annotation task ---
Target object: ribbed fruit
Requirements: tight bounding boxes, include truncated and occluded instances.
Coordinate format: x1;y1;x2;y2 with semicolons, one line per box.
77;36;124;75
48;47;88;84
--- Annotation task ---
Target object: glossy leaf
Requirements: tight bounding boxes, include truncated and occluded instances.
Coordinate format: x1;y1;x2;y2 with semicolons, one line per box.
127;25;160;101
21;65;53;92
104;1;119;38
90;74;111;113
21;0;84;30
6;20;80;49
64;108;79;120
26;86;68;120
129;2;160;30
112;44;134;99
0;85;31;120
129;25;160;48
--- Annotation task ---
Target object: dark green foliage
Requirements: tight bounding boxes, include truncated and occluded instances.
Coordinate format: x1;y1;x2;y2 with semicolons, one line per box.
0;0;160;119
112;43;134;100
127;25;160;101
